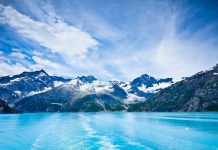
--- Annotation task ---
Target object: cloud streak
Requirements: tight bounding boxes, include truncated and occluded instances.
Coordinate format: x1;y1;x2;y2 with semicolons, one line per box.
0;3;98;58
0;52;29;76
0;0;217;81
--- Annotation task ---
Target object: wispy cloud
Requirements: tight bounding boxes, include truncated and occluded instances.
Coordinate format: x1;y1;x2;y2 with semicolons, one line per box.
0;52;29;76
0;0;217;81
10;51;27;59
0;3;98;58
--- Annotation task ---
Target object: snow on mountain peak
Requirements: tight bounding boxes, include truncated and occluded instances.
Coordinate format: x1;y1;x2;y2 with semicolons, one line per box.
65;78;114;94
0;70;174;106
138;82;172;93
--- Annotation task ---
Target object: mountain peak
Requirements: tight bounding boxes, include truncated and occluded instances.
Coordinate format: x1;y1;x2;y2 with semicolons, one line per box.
130;74;173;96
39;69;47;74
140;74;155;80
213;64;218;71
76;75;97;83
141;74;151;77
19;70;48;78
37;69;49;76
131;74;156;87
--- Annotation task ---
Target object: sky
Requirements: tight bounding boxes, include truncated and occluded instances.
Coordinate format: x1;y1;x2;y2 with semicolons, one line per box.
0;0;218;81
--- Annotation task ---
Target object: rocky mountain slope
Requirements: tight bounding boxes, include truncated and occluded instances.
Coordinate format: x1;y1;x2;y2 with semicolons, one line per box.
0;70;71;103
15;78;127;112
0;99;16;114
128;64;218;112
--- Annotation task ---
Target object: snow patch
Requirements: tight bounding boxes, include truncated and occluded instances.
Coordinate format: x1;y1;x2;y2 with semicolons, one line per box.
53;81;64;87
27;87;52;96
79;83;95;92
0;77;23;86
38;72;46;77
51;103;62;106
10;77;23;82
138;82;171;93
64;79;114;93
35;72;46;78
124;93;145;104
66;79;83;87
14;90;21;96
94;85;114;93
120;82;131;92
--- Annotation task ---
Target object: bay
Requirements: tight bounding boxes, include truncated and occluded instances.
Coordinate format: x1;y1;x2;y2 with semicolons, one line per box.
0;112;218;150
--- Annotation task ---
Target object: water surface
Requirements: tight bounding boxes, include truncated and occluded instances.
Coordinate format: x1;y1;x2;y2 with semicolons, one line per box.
0;113;218;150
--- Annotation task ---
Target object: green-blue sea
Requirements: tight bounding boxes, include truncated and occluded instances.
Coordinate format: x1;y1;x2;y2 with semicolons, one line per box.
0;113;218;150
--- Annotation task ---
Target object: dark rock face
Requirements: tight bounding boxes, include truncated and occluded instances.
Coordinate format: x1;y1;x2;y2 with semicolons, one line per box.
128;64;218;112
76;75;97;83
0;87;19;103
110;84;127;100
0;99;16;114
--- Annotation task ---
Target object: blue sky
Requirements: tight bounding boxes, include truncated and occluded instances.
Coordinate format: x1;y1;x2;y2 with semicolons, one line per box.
0;0;218;81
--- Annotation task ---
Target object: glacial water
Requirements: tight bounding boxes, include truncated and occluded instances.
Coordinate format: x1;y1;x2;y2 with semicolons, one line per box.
0;113;218;150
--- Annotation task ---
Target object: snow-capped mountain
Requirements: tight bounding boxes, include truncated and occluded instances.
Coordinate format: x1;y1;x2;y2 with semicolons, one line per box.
1;64;218;112
15;77;127;112
128;74;173;96
60;74;173;105
118;74;173;103
0;70;71;103
128;64;218;112
63;78;127;99
0;70;173;112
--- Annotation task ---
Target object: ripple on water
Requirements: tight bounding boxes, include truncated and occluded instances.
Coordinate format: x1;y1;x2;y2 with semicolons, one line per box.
0;113;218;150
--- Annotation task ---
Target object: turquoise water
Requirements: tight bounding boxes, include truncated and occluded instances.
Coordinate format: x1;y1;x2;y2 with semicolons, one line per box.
0;113;218;150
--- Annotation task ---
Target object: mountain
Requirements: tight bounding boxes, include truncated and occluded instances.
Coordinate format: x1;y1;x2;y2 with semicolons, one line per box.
0;70;71;103
0;99;17;114
2;64;218;112
129;74;173;97
0;69;173;112
128;64;218;112
119;75;173;103
15;78;127;112
62;94;125;112
14;72;173;112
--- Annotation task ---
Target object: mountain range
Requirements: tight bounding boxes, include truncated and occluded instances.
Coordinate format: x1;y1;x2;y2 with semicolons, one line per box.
0;64;217;113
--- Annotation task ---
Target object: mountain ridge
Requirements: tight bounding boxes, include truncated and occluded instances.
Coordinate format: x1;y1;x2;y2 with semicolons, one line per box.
0;70;71;103
0;69;172;112
127;64;218;112
1;64;217;112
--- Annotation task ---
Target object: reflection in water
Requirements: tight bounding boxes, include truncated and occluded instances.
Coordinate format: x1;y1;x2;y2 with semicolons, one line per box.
0;113;218;150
